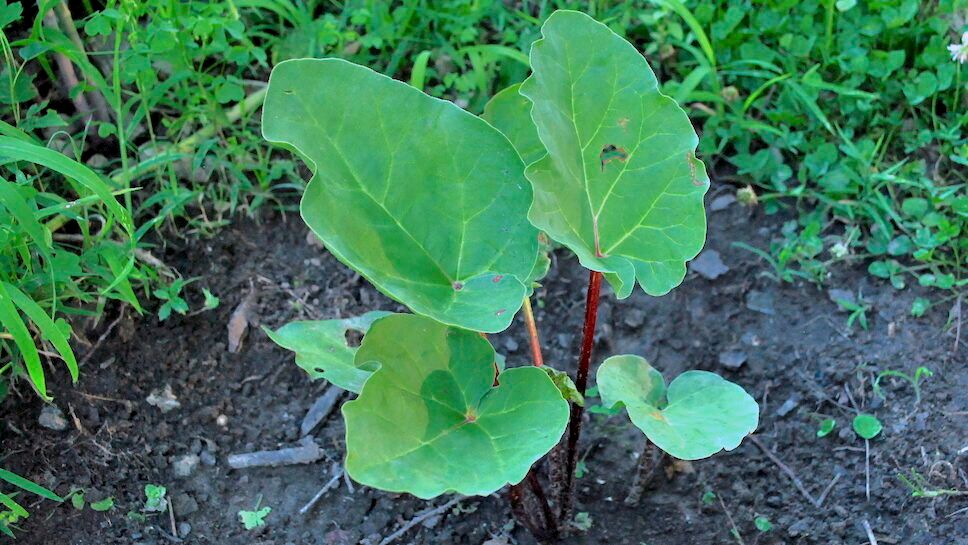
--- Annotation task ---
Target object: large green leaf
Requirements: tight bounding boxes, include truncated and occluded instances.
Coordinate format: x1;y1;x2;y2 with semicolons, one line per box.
482;84;545;166
520;10;709;298
263;311;390;393
343;314;569;499
596;355;758;460
262;59;539;333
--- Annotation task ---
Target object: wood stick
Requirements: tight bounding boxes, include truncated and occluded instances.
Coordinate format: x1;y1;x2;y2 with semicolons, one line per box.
298;464;342;515
227;437;323;469
378;497;461;545
748;435;822;507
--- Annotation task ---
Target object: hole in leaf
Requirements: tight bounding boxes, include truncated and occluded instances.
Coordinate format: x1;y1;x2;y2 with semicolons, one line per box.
600;144;628;170
344;329;363;348
492;275;504;283
495;309;506;316
452;281;464;291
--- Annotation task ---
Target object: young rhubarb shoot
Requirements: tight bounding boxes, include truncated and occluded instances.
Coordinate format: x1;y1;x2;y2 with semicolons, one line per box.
596;355;759;460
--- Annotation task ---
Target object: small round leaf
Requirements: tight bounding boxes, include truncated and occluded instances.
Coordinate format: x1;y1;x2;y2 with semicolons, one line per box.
852;413;882;439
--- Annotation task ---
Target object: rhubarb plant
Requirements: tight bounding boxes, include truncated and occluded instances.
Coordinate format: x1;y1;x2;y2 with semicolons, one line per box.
264;9;758;539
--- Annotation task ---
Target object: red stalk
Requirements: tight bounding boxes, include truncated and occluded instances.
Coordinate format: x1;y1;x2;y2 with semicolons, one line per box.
559;269;602;521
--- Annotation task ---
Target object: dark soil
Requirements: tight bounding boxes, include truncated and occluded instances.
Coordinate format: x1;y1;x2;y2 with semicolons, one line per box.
3;195;966;545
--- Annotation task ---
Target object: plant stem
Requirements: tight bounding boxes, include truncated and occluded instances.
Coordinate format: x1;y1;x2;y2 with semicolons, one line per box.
522;295;544;367
625;440;662;505
559;269;602;522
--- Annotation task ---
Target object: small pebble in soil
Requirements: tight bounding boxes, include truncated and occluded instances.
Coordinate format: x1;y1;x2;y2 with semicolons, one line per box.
146;384;181;413
689;249;730;280
827;288;856;307
503;337;518;353
173;493;199;516
741;331;763;346
775;395;801;417
718;350;748;369
788;518;811;536
746;290;776;315
200;450;217;466
623;308;645;328
173;454;200;478
177;522;191;538
709;194;736;211
38;405;68;431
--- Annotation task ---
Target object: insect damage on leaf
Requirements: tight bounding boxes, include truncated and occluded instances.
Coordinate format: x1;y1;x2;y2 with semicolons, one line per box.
521;10;710;298
599;144;629;170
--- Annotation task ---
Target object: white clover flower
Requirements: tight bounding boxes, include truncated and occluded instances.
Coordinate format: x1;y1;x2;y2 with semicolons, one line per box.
949;32;968;64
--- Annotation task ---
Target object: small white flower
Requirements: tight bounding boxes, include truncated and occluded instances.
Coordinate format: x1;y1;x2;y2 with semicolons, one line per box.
949;32;968;64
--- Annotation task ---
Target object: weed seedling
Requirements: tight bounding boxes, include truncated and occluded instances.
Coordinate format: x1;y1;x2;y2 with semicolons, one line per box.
816;418;836;438
142;484;167;513
239;498;271;531
898;469;968;499
753;516;773;532
154;279;194;321
264;10;757;540
873;367;933;404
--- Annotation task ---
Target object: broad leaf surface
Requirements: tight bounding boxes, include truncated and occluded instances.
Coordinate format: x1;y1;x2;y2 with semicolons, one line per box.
597;355;758;460
521;10;709;298
482;84;545;166
481;88;551;293
343;314;569;499
596;354;665;408
264;311;390;393
263;59;539;333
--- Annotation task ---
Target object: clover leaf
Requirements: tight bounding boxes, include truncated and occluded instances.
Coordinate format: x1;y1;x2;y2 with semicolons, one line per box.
596;355;758;460
343;314;569;499
263;59;539;333
263;311;390;393
520;11;709;298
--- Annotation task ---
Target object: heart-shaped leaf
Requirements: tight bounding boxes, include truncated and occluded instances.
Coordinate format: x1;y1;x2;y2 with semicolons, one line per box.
596;354;665;408
263;59;539;333
343;314;569;499
482;84;546;166
263;311;390;393
596;355;758;460
521;10;709;298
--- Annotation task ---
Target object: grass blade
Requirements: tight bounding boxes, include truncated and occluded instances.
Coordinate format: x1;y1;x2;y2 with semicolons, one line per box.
0;283;47;399
1;281;78;383
653;0;716;67
409;50;432;91
0;468;62;501
0;137;133;234
0;179;52;262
